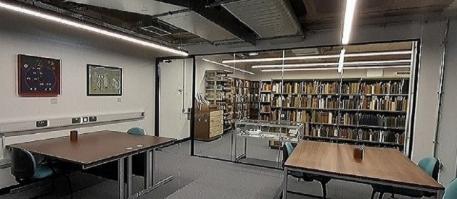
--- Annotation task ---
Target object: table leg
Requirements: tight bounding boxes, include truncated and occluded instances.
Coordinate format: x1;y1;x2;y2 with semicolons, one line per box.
127;155;133;197
151;149;155;185
118;158;125;199
145;150;152;189
437;189;444;199
283;167;288;199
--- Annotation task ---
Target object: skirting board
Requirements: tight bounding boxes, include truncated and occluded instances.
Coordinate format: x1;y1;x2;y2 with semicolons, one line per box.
0;111;145;137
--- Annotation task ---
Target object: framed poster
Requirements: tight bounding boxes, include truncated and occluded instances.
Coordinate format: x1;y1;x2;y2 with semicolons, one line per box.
18;54;61;97
87;64;122;96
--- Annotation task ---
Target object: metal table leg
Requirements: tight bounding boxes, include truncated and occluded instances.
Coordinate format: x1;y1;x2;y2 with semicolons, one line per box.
127;156;133;198
118;158;125;199
145;150;153;189
437;189;444;199
282;167;288;199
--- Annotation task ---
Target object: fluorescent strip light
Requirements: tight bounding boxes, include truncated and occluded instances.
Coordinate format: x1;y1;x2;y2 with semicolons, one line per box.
202;58;255;75
338;49;346;73
221;50;411;63
252;59;411;69
0;1;188;56
342;0;357;44
261;65;410;72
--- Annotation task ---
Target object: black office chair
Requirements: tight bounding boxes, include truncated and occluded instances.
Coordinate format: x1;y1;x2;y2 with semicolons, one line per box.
11;148;55;184
371;157;440;199
282;142;331;199
11;148;73;199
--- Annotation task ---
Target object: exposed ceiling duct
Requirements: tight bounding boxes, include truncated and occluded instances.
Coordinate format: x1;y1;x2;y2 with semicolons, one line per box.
222;0;302;38
66;0;238;42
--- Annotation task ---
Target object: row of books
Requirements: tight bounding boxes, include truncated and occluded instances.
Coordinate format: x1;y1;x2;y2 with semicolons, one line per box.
260;105;271;113
234;94;259;103
261;82;272;91
260;94;272;102
235;79;251;88
271;110;406;129
342;81;409;95
359;96;408;111
273;96;339;109
266;81;409;95
342;113;406;128
306;127;405;144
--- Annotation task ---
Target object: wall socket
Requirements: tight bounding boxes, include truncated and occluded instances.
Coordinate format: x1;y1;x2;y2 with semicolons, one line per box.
36;120;49;128
82;117;89;123
89;116;97;122
72;117;81;124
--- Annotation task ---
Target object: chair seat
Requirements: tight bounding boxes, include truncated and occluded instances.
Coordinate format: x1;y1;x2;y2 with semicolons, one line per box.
32;165;54;180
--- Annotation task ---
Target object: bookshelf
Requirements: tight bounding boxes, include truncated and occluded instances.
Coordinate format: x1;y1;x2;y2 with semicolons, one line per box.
264;78;410;150
205;70;234;132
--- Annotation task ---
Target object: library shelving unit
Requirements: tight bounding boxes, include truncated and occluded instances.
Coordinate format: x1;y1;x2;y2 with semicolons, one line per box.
204;70;234;134
249;81;260;120
234;78;250;120
259;80;273;121
264;78;410;151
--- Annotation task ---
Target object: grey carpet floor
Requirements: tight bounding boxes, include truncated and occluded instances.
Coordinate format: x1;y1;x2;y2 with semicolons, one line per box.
0;137;413;199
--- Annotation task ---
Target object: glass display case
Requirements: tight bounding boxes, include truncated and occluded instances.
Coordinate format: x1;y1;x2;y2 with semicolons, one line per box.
231;120;304;168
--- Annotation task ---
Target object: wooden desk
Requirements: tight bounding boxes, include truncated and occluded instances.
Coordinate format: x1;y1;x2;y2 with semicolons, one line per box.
8;130;175;199
283;140;444;199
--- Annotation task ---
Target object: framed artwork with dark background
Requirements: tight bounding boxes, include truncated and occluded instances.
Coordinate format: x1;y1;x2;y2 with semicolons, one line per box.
87;64;122;96
17;54;61;97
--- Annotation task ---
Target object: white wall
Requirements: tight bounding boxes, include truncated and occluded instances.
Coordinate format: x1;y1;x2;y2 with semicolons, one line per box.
188;18;457;184
435;19;457;185
0;11;158;159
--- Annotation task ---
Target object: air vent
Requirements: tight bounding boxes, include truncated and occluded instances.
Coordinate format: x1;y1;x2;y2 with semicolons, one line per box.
395;71;411;77
140;25;172;37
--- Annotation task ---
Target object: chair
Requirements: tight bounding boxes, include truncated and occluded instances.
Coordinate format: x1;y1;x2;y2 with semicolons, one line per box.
11;148;54;184
371;157;440;199
127;127;145;136
282;142;331;199
443;178;457;199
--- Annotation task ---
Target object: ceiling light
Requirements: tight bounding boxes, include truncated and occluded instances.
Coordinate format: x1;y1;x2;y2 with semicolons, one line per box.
338;49;346;73
202;58;255;75
251;59;411;69
261;65;410;72
342;0;357;45
0;1;188;56
222;50;411;63
248;52;259;56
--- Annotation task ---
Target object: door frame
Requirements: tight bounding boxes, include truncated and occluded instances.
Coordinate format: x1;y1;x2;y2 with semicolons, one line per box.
155;56;196;155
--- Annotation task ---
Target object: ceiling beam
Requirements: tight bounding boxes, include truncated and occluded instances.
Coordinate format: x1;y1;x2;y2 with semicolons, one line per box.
154;0;258;44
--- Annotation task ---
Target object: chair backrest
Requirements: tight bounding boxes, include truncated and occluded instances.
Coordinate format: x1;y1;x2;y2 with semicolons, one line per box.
282;142;295;164
127;127;145;136
444;178;457;199
418;157;440;180
11;148;36;183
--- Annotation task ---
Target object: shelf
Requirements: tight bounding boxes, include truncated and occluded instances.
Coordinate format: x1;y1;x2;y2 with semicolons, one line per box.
260;112;271;114
307;122;405;131
271;106;407;114
303;136;403;147
273;93;408;97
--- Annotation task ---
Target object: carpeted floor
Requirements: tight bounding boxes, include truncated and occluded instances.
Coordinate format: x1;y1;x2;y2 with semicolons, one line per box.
0;135;412;199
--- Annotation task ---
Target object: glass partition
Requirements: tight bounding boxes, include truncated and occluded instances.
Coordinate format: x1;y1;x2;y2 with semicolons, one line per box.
192;41;416;166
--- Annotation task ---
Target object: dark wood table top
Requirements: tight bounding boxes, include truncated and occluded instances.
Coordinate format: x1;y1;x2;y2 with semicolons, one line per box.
285;140;444;191
9;130;175;169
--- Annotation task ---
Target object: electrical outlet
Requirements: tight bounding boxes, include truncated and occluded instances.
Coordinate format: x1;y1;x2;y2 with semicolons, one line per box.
36;120;48;128
117;98;122;103
82;117;89;123
72;117;81;124
89;116;97;122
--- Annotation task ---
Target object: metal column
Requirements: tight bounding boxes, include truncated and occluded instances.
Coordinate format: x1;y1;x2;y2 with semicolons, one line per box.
118;158;125;199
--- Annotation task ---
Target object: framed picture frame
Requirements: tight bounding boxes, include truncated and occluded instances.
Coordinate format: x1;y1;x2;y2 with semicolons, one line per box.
17;54;61;97
87;64;122;96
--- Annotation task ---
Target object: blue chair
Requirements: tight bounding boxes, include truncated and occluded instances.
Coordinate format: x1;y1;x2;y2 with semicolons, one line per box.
282;142;331;199
444;178;457;199
371;157;440;199
127;127;145;136
11;148;54;183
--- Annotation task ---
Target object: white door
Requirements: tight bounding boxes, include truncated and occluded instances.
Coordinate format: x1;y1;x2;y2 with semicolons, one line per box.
159;58;193;140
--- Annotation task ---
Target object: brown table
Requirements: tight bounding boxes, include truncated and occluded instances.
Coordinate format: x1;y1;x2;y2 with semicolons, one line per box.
282;140;445;199
8;130;175;199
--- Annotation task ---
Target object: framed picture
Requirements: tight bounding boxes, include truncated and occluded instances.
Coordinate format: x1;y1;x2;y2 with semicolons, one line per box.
18;54;61;97
87;64;122;96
